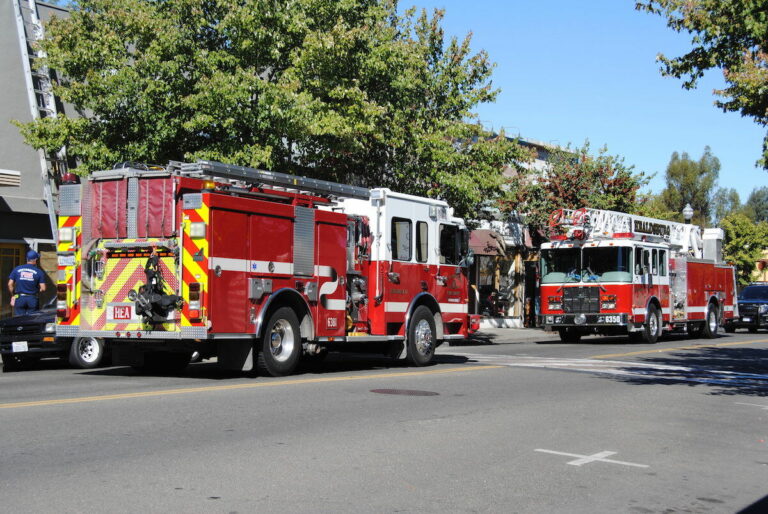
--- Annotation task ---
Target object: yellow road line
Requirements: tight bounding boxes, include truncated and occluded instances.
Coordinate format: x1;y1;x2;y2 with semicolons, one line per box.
591;338;768;360
0;365;504;410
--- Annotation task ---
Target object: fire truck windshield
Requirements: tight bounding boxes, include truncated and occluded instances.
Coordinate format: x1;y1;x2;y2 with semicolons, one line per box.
541;247;632;284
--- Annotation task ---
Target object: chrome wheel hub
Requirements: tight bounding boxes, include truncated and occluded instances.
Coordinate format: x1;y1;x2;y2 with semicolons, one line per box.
269;320;295;363
414;319;433;356
78;338;99;363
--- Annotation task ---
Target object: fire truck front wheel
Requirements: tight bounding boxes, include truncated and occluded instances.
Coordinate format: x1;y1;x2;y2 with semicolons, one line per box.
642;304;662;344
258;307;302;377
406;306;436;366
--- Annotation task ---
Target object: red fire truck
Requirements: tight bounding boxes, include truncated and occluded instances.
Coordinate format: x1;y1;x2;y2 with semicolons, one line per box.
539;208;737;343
55;161;479;375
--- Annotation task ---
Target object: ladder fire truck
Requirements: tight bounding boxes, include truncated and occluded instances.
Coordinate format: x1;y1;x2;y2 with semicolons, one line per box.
55;161;479;375
539;208;737;343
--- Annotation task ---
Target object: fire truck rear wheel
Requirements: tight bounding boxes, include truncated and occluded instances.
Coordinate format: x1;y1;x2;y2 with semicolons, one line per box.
68;337;105;369
258;307;301;377
406;306;436;366
703;303;719;339
642;304;661;344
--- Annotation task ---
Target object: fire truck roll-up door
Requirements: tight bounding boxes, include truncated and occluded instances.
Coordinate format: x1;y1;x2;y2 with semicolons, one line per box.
87;171;175;240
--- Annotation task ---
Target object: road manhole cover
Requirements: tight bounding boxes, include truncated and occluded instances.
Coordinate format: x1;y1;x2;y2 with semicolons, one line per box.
370;389;439;396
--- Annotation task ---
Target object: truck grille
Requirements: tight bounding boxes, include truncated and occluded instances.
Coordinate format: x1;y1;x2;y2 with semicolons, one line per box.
563;287;600;313
739;303;759;316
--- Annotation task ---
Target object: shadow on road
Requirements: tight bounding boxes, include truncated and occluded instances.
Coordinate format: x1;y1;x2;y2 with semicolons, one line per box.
602;346;768;397
79;352;471;381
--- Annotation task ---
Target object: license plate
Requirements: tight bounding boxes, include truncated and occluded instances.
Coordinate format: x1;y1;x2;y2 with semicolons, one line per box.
57;255;76;267
11;341;28;353
742;317;752;322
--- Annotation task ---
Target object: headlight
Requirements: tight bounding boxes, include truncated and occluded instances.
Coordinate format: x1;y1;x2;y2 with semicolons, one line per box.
759;305;768;314
45;322;56;333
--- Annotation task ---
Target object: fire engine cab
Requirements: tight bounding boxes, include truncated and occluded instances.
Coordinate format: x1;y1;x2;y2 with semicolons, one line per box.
539;208;737;343
55;160;479;375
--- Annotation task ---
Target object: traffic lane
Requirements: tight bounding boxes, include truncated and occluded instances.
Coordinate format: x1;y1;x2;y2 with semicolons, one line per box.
0;352;476;406
1;359;767;512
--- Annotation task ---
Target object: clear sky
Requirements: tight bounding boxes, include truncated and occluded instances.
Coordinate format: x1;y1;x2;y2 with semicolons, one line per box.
405;0;766;203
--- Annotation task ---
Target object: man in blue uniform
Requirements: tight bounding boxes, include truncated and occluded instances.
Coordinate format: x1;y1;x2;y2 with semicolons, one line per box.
7;250;47;316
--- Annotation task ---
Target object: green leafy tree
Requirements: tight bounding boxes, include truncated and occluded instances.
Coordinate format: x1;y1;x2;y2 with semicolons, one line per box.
720;212;768;286
16;0;526;219
744;186;768;222
636;0;768;169
711;187;741;225
658;146;720;226
507;142;649;232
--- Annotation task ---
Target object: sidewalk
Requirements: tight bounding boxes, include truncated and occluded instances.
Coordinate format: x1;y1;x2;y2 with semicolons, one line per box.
445;325;552;347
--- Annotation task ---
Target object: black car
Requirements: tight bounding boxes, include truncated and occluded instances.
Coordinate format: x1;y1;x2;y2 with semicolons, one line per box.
728;283;768;333
0;299;105;371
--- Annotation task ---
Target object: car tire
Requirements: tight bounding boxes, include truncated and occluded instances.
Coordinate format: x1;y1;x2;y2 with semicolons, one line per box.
702;303;719;339
406;306;437;366
642;304;661;344
68;337;105;369
257;307;302;377
2;355;26;372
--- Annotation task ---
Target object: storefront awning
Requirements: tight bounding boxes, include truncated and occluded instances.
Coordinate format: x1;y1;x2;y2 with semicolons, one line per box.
470;229;505;256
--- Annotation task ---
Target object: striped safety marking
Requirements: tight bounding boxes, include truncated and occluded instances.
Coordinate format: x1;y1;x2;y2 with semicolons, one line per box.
56;215;82;327
181;197;210;328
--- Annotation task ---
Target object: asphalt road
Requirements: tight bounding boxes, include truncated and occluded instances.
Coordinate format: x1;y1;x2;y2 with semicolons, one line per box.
2;329;768;513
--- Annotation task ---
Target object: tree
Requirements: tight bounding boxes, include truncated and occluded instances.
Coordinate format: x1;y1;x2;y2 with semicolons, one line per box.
15;0;526;219
636;0;768;169
720;213;768;286
744;186;768;222
711;187;741;225
507;142;649;232
657;147;720;226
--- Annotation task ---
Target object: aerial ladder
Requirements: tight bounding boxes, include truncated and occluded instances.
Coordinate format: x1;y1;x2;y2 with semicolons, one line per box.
548;208;704;258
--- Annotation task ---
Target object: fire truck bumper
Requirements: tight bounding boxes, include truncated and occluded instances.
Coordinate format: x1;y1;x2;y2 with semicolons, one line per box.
541;313;629;328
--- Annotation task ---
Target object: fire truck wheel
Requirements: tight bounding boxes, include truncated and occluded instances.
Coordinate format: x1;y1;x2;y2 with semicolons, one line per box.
406;306;436;366
258;307;301;377
703;303;719;339
68;337;104;369
642;304;661;344
558;328;581;343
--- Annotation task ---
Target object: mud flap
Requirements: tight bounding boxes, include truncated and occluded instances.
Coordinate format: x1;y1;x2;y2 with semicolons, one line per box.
217;340;255;371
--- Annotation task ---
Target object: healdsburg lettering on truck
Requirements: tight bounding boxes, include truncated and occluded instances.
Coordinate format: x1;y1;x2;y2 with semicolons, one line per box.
633;220;671;238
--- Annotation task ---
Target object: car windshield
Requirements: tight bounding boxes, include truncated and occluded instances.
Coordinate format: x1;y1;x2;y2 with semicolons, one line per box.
540;247;632;284
740;286;768;300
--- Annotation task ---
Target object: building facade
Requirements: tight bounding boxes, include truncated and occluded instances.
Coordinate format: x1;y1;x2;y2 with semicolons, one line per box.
0;1;70;317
